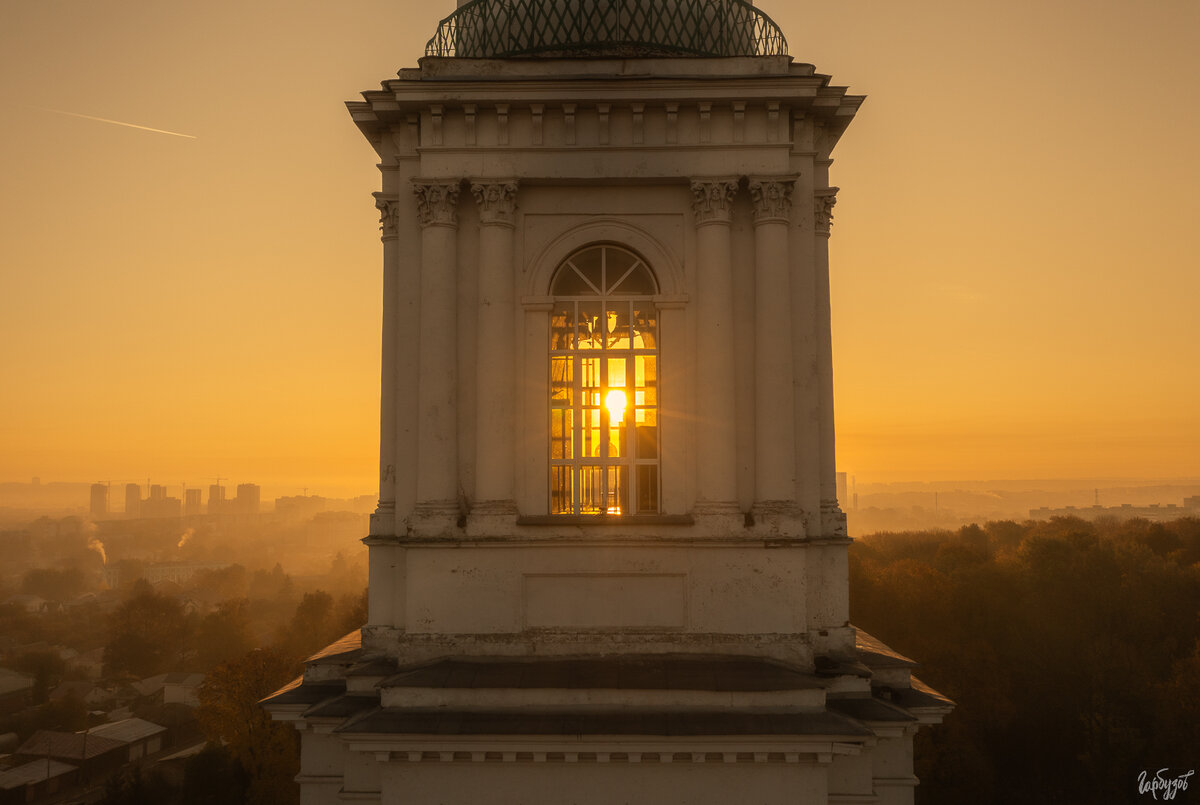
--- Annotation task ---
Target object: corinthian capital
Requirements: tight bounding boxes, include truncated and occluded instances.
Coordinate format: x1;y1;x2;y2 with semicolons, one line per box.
470;180;519;227
689;178;738;225
373;192;400;239
748;177;795;224
814;188;839;234
413;181;461;228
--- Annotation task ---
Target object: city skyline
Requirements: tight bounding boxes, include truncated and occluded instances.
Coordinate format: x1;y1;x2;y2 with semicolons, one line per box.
2;0;1198;490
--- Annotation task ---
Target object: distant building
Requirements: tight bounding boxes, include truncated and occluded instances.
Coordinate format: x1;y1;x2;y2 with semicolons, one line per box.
124;483;141;518
235;483;261;514
836;472;848;503
207;484;226;515
89;483;108;517
1031;500;1196;522
184;488;202;516
141;487;182;519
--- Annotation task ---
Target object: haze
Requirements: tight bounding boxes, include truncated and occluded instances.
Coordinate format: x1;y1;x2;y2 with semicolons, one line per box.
2;0;1197;492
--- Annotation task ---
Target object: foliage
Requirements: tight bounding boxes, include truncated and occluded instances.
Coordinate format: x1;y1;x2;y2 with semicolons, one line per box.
182;744;249;804
195;647;301;805
99;764;174;805
21;566;89;601
103;580;193;677
193;598;254;670
850;516;1200;804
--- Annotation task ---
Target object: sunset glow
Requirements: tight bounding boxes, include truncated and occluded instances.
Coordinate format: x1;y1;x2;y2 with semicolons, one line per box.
1;0;1197;492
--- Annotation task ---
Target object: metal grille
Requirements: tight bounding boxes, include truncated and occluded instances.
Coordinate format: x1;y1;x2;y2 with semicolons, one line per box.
424;0;788;58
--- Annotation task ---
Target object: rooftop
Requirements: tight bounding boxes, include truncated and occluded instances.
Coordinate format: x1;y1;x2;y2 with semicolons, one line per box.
425;0;787;59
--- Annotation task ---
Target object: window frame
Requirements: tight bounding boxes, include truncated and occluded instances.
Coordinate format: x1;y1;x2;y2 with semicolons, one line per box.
548;244;661;517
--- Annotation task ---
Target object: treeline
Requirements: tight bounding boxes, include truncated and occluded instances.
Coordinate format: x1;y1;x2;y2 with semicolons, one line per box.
0;558;367;805
850;517;1200;804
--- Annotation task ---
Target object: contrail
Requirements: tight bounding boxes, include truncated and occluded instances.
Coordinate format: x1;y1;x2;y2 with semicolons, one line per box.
37;107;197;139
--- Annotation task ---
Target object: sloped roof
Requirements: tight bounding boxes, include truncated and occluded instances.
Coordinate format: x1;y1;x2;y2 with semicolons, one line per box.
17;730;124;760
0;759;77;790
87;717;166;744
853;629;917;668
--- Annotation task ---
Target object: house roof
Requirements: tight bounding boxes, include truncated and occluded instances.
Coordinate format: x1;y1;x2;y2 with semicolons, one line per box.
0;759;77;790
17;730;124;760
87;717;166;744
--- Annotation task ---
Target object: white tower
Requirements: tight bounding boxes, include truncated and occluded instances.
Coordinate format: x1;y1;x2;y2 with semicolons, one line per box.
266;2;951;802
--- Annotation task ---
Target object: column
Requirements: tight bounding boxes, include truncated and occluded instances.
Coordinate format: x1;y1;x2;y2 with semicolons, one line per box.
412;180;461;529
371;193;400;537
470;180;519;515
749;177;798;511
690;178;740;512
814;187;846;536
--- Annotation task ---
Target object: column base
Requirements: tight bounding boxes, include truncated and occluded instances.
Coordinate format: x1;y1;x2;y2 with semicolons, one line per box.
820;500;847;538
369;503;396;537
466;500;519;537
749;500;808;539
691;501;745;537
410;501;463;537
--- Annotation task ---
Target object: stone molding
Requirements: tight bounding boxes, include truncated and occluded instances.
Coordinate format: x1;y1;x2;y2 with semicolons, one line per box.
748;177;795;224
689;178;738;226
814;187;839;235
373;193;400;239
413;181;461;228
470;180;519;227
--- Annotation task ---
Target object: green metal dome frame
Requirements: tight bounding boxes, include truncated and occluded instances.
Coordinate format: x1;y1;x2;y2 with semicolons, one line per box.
424;0;788;58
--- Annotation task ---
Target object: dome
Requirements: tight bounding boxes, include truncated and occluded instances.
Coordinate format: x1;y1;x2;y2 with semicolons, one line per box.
424;0;788;58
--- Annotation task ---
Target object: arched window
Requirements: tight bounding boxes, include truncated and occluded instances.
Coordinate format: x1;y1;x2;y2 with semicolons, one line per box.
549;245;659;515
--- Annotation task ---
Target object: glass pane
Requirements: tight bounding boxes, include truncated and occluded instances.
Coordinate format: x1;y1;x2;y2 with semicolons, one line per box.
577;302;602;349
551;262;600;296
551;408;573;459
581;408;602;458
551;357;572;403
609;261;656;295
551;466;574;514
603;248;636;292
606;466;628;515
579;465;603;514
608;424;626;457
569;248;603;292
636;413;658;459
550;304;574;351
580;357;600;400
636;465;659;513
635;356;657;406
605;302;630;349
606;357;627;389
632;304;656;348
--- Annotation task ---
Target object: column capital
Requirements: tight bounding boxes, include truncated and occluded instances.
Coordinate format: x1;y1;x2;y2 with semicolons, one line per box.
689;178;738;226
470;180;519;227
814;187;839;235
373;192;400;240
413;180;461;228
748;176;796;224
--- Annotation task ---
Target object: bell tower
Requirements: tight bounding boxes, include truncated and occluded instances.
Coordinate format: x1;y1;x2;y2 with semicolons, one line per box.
265;2;951;802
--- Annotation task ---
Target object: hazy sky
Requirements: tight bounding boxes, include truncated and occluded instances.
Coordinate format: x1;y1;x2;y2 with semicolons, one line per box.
2;0;1197;495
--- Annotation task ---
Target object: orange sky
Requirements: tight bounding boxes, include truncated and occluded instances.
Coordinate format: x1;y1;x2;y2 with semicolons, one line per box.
1;0;1197;495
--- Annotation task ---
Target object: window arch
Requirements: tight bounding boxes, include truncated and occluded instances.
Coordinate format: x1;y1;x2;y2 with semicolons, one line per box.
549;244;659;516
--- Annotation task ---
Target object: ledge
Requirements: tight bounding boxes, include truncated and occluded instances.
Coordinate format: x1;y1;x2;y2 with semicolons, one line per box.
516;514;694;526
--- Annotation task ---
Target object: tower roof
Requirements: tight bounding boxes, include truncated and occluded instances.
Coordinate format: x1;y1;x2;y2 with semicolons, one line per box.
424;0;788;59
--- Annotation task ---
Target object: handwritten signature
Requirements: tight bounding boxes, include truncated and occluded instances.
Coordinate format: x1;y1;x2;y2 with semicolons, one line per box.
1139;769;1195;801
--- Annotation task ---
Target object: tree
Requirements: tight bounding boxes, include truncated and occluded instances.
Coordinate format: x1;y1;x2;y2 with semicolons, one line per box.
196;647;300;805
103;580;192;677
194;599;255;670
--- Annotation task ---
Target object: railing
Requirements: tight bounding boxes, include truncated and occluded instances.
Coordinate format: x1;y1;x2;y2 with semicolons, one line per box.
424;0;788;58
